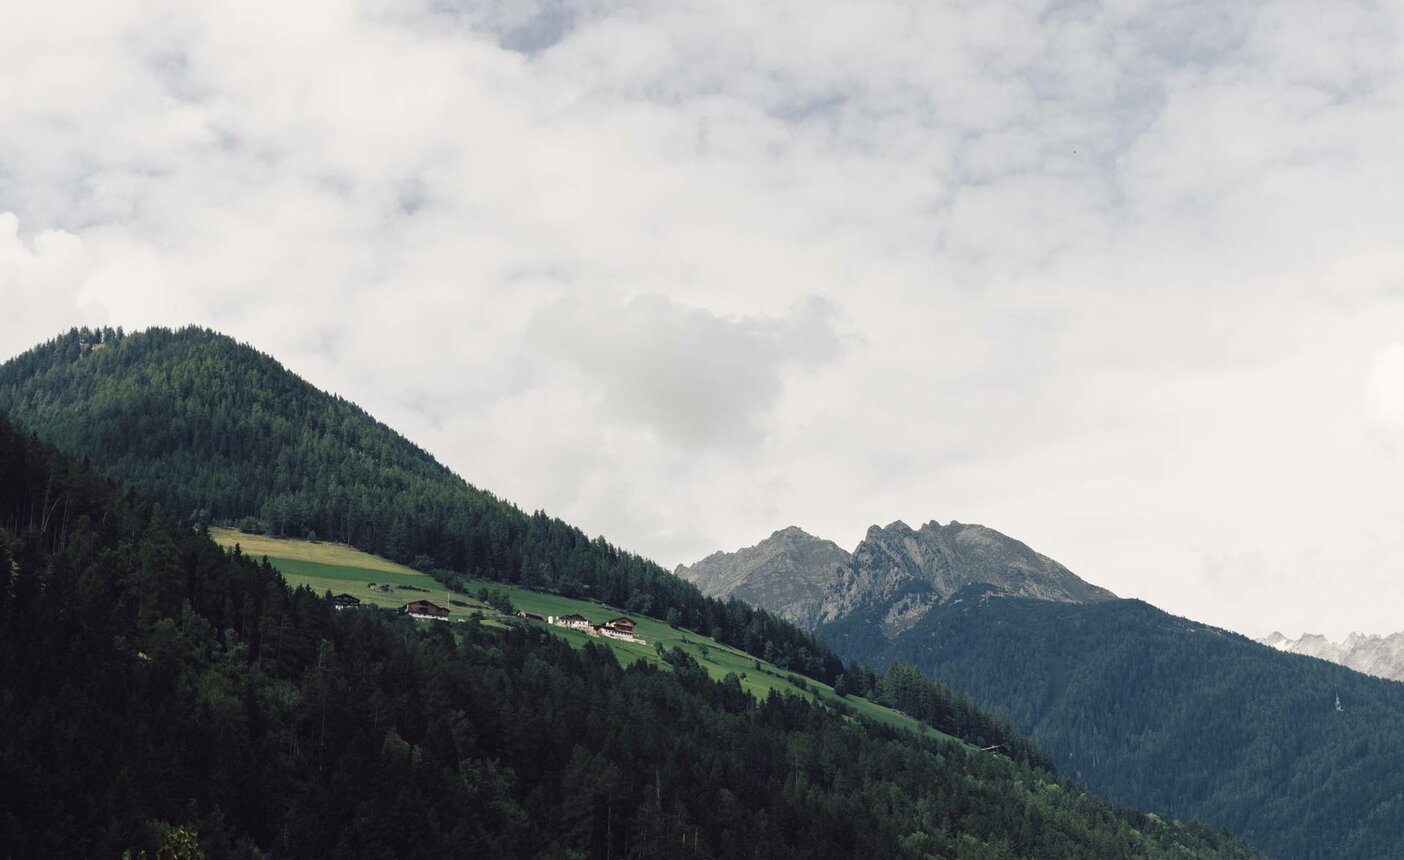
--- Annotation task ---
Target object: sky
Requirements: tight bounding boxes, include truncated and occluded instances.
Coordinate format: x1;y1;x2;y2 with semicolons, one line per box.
3;0;1404;640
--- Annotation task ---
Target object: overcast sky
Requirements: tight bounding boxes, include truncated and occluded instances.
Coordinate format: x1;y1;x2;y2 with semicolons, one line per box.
4;0;1404;640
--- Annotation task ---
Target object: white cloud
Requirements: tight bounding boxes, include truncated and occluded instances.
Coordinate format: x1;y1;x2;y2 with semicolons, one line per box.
3;0;1404;637
1365;343;1404;433
0;213;104;348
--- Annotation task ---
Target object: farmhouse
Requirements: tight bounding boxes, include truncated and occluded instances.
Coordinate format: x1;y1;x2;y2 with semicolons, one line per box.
402;599;450;621
550;612;646;644
553;613;592;631
330;593;361;610
602;617;636;635
598;616;645;645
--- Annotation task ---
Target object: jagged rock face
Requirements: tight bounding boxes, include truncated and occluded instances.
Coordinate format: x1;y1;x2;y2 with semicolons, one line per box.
677;519;1117;638
1257;630;1404;682
674;526;850;628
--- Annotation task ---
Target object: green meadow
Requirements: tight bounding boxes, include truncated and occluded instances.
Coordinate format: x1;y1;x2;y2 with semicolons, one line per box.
209;527;951;741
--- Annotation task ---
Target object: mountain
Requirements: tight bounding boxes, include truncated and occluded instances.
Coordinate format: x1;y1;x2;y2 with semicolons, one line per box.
1;412;1269;859
0;326;842;685
688;526;1404;860
1259;630;1404;682
677;519;1115;635
0;327;1060;764
0;331;1266;858
675;526;850;627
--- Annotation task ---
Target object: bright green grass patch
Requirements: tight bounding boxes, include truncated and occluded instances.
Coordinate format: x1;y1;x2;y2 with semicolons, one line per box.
260;557;435;589
209;528;481;619
210;527;416;575
209;529;949;742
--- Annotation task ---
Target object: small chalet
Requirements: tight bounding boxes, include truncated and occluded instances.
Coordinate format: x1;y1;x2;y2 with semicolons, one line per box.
602;617;636;635
402;599;450;621
553;613;592;631
515;610;544;621
330;593;361;610
598;616;644;644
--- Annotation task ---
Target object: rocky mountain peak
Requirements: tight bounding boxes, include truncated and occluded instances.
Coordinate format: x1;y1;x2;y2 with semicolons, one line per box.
675;527;852;628
679;517;1117;637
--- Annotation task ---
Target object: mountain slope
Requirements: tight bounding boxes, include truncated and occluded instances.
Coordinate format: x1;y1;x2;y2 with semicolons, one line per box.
677;518;1115;636
688;524;1404;860
1259;630;1404;682
0;326;840;684
0;388;1264;857
822;591;1404;860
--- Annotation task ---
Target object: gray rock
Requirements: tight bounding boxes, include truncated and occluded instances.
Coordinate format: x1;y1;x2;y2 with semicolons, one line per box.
677;518;1117;637
674;526;850;628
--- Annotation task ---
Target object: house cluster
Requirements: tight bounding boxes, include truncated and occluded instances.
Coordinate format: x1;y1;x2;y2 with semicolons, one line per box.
549;613;645;644
329;592;453;621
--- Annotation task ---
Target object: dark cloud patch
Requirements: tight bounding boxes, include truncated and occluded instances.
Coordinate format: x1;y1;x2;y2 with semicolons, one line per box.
528;293;841;448
429;0;578;54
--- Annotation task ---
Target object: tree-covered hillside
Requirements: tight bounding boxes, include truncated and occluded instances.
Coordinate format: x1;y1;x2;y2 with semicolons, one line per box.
0;326;1057;767
0;327;840;681
822;588;1404;860
0;412;1264;859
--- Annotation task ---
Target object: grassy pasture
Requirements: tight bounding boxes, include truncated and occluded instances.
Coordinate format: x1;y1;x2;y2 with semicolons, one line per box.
210;527;484;618
209;528;949;741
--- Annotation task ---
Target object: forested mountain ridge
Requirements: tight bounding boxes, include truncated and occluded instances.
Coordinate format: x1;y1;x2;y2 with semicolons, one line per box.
0;326;1052;769
822;590;1404;860
0;326;840;683
0;412;1267;858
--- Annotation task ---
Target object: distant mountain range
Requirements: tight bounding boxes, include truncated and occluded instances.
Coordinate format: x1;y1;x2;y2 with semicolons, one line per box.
1259;630;1404;682
682;524;1404;860
676;520;1115;631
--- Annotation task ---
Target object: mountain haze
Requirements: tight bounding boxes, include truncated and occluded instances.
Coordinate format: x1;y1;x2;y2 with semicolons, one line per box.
1259;630;1404;682
677;518;1115;636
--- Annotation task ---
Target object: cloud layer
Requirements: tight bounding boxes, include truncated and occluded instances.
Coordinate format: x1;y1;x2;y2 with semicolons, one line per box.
3;0;1404;638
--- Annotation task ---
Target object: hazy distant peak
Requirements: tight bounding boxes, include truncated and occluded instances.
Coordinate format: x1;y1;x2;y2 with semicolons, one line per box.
1256;629;1404;682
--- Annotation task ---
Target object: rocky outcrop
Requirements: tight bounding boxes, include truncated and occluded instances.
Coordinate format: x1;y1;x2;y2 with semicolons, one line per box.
674;526;850;627
1257;630;1404;682
677;518;1117;638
